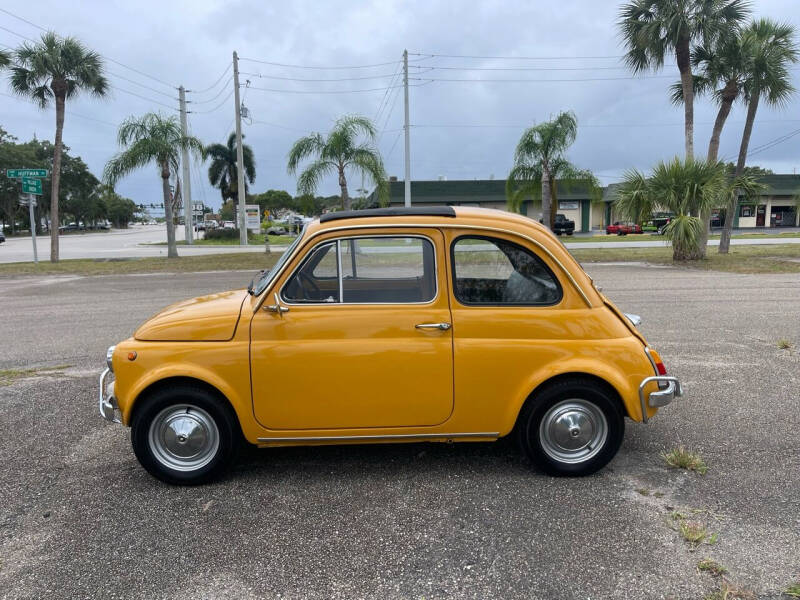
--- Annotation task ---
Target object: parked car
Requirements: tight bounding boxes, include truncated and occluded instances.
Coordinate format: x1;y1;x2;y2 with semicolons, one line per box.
657;218;672;235
552;213;575;236
99;206;683;484
606;222;643;235
266;225;289;236
223;221;236;229
0;231;5;244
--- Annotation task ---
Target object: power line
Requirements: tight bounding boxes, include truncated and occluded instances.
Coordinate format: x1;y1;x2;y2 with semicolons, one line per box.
410;75;674;83
187;77;233;105
374;60;403;122
238;70;418;82
245;82;426;94
189;88;234;114
238;56;428;70
113;86;179;110
107;70;177;99
0;7;177;90
250;119;311;133
411;51;625;60
187;64;231;95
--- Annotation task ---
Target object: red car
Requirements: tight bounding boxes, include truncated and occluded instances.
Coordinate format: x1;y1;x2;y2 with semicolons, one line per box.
606;222;643;235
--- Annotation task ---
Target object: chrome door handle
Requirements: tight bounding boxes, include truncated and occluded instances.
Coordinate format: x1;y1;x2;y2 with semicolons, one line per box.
265;292;290;316
415;322;451;330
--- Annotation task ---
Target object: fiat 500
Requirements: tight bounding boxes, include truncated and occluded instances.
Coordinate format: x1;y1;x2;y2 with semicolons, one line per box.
99;207;682;485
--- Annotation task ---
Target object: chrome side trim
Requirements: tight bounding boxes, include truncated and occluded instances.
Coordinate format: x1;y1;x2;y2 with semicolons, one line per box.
638;376;683;424
624;313;642;327
257;432;499;443
254;222;594;311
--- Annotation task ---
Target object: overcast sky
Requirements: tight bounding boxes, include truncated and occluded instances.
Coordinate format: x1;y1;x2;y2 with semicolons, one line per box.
1;0;799;213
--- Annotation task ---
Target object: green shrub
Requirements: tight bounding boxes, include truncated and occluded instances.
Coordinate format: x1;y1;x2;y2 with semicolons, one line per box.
205;228;241;240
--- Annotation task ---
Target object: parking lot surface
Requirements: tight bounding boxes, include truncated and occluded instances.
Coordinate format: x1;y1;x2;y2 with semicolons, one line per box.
0;264;798;599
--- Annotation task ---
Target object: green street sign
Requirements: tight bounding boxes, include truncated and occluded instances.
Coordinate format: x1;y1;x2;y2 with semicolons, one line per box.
22;177;43;195
6;168;48;178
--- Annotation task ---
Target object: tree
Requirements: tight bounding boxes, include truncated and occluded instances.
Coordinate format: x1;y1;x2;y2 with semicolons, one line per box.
104;113;203;258
287;114;387;211
100;186;137;228
205;133;256;203
0;49;10;70
719;18;798;253
8;32;108;262
506;111;596;230
618;0;750;159
252;189;294;219
614;157;762;260
723;162;772;176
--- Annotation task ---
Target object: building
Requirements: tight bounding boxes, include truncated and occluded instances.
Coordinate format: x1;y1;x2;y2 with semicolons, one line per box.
369;174;800;230
372;178;604;233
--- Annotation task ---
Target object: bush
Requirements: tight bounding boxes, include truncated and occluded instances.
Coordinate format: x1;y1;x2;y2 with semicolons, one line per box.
205;228;241;240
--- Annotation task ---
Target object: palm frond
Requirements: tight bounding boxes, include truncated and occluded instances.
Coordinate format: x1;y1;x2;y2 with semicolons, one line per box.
287;133;325;174
296;159;337;197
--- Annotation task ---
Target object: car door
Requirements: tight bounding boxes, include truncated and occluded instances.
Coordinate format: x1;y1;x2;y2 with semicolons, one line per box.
250;229;454;431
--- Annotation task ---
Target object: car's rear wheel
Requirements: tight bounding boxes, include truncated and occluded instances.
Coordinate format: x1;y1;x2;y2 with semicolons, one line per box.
131;385;240;485
517;378;624;476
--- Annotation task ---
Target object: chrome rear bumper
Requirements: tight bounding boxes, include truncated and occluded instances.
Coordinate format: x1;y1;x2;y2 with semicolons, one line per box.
638;375;683;424
99;368;121;423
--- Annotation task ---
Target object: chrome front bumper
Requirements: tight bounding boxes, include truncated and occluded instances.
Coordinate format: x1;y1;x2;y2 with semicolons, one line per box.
638;376;683;424
99;368;121;423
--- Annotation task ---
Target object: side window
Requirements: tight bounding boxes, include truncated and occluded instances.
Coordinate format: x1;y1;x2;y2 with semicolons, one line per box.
451;236;561;305
283;242;340;303
283;237;437;304
341;237;435;303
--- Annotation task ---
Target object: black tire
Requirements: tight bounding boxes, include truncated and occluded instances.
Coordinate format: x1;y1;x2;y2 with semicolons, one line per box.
131;384;241;485
516;378;624;476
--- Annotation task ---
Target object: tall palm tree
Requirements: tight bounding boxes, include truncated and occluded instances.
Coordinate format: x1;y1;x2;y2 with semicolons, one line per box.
615;157;762;260
506;111;584;230
287;115;387;210
8;32;107;262
0;49;10;69
104;113;203;258
670;30;749;256
205;133;256;203
618;0;750;159
719;18;798;253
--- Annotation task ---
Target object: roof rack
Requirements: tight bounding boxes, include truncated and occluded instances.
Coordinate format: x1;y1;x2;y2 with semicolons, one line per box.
319;206;456;223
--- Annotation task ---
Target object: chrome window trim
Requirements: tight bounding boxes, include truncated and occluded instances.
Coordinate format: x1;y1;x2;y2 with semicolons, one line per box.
254;222;593;311
257;432;499;443
278;233;440;307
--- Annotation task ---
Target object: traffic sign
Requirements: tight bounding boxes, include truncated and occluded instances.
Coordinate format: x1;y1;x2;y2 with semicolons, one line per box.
22;177;43;195
6;169;48;178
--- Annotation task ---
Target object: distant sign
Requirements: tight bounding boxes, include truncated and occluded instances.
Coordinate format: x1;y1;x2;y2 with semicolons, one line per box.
6;169;48;178
236;204;261;233
22;177;43;195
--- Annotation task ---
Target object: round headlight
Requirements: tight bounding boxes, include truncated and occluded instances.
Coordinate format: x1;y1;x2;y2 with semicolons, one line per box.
106;345;115;371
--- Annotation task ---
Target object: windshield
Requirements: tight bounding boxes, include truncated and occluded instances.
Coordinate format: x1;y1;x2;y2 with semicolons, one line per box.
252;226;306;295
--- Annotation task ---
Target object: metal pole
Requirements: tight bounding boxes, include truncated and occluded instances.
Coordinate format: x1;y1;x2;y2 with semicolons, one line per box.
28;194;38;264
178;86;194;245
232;51;248;245
403;49;411;207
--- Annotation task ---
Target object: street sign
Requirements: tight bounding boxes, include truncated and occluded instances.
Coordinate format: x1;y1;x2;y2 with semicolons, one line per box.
22;177;43;195
18;198;37;207
6;169;48;178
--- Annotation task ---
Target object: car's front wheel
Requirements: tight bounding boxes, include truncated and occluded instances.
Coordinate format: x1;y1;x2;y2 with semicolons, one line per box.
131;385;241;485
517;378;624;476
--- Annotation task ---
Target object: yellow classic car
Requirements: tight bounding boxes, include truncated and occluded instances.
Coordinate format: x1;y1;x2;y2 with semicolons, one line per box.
99;206;683;484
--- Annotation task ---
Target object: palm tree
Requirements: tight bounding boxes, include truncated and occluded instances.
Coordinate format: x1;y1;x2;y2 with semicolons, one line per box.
719;18;798;253
618;0;750;159
615;157;762;260
0;49;10;69
506;111;590;230
670;30;750;256
205;133;256;203
103;113;203;258
287;115;387;210
8;32;107;262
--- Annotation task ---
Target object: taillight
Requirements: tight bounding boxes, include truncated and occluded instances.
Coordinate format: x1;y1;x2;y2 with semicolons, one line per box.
646;347;668;376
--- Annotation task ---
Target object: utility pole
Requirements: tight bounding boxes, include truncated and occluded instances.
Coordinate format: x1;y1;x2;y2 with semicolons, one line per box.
232;51;248;245
178;86;193;245
403;49;411;207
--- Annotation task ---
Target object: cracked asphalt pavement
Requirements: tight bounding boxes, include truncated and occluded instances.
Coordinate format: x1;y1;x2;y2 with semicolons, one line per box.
0;265;798;599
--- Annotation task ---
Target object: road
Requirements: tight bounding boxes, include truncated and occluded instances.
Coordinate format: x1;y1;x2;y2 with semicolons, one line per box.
1;265;798;598
2;225;799;262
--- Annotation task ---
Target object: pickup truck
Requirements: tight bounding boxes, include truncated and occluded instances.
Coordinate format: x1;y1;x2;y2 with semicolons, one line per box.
552;214;575;236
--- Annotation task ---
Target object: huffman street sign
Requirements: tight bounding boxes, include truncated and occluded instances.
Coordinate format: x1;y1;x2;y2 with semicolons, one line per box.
6;168;48;178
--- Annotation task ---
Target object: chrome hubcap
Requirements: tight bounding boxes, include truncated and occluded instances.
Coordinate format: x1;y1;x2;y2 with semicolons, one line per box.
148;404;219;472
539;399;608;464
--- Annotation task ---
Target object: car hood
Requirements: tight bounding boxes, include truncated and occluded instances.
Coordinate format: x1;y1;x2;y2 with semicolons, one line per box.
135;289;249;341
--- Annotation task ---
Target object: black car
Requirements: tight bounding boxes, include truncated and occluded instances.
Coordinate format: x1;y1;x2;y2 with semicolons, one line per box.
552;213;575;236
0;231;5;243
